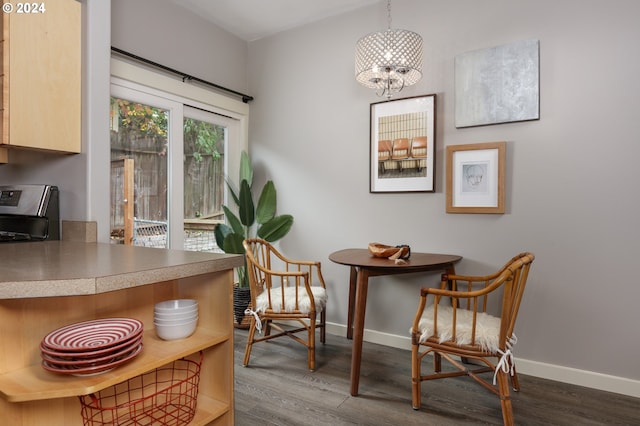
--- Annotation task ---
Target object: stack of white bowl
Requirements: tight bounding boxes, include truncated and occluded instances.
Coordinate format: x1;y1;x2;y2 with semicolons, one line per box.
153;299;199;340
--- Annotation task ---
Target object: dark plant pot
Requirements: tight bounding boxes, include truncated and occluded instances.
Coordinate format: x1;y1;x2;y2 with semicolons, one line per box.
233;285;251;329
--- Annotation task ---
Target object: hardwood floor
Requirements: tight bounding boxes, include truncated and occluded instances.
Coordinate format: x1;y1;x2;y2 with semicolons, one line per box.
233;328;639;425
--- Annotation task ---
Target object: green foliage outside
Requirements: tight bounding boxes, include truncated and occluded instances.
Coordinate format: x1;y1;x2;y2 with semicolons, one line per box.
112;98;167;138
183;118;223;162
112;98;221;161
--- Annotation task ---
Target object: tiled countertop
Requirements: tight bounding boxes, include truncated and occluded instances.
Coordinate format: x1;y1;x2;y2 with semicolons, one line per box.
0;241;243;299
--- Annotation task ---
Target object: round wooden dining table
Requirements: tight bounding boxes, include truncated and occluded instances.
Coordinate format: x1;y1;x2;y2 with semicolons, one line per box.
329;248;462;396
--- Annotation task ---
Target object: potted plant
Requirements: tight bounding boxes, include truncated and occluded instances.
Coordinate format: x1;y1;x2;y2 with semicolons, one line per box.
214;151;294;326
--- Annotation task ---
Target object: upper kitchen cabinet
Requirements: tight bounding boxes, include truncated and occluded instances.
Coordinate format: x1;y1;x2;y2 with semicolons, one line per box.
1;0;81;160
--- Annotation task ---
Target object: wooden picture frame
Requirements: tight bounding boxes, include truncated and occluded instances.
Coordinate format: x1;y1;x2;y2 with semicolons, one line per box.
370;94;436;193
446;141;506;213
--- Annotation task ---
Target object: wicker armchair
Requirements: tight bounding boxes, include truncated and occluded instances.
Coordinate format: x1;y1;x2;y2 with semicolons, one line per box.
242;238;327;371
410;252;535;426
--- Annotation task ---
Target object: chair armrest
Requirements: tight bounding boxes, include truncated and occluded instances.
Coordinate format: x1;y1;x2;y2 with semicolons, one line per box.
441;270;503;283
283;260;326;289
270;247;320;268
420;285;494;299
254;260;326;291
411;292;429;336
286;259;321;267
416;265;515;318
441;253;530;283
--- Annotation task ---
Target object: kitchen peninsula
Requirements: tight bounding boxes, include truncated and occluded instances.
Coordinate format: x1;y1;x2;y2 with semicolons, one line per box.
0;241;243;425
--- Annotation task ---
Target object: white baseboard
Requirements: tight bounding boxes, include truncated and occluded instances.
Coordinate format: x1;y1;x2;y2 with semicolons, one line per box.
325;322;640;399
514;358;640;399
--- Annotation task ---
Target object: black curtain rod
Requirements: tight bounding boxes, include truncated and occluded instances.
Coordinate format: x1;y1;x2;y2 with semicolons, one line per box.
111;46;254;103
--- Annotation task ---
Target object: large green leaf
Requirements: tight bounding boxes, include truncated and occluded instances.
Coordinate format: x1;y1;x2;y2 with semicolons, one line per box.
222;205;245;237
239;151;253;187
226;179;240;207
214;223;233;251
226;151;253;208
223;232;246;254
218;150;293;256
256;181;277;224
238;180;255;227
258;215;294;242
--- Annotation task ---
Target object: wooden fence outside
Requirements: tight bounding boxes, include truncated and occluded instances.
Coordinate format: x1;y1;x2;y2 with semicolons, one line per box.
110;138;224;247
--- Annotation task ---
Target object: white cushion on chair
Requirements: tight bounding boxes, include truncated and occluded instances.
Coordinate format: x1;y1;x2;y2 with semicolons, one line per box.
416;305;501;353
255;286;327;314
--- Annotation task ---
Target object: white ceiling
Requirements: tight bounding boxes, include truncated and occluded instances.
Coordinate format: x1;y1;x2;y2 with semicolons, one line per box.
170;0;381;42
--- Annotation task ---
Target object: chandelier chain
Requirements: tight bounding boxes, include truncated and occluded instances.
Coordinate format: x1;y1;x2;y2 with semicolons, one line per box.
387;0;392;30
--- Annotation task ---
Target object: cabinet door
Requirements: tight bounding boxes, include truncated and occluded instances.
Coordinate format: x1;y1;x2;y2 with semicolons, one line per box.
3;0;81;153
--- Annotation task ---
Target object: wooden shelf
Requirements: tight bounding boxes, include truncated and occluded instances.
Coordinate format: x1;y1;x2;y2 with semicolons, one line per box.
0;245;236;425
0;328;229;402
191;394;231;425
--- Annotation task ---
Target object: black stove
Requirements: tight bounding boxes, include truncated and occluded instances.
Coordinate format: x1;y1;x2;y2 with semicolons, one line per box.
0;231;32;242
0;184;60;242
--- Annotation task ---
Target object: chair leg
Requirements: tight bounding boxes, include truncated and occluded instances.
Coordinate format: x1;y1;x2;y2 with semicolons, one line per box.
510;364;521;392
411;344;422;410
320;310;326;344
496;369;515;426
242;316;258;367
308;315;316;371
433;352;442;373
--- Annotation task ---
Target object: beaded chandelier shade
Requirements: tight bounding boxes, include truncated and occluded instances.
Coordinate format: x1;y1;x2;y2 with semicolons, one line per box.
355;1;423;99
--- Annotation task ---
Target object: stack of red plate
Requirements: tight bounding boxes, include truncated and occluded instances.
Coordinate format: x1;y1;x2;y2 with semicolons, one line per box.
40;318;143;376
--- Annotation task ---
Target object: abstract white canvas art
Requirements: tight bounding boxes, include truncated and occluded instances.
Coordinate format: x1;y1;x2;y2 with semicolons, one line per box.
455;39;540;128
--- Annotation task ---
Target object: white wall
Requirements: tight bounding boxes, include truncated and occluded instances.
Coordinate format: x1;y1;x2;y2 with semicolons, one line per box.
111;0;248;95
246;0;640;392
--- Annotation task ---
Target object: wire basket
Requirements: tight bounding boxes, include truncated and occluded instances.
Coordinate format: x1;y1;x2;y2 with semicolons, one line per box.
79;352;202;426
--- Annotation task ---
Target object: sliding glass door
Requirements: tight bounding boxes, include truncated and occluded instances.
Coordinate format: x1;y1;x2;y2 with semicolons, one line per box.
182;106;231;252
109;83;239;252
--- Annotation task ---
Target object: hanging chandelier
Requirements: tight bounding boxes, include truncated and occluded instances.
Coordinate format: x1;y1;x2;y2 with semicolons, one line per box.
355;0;423;100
